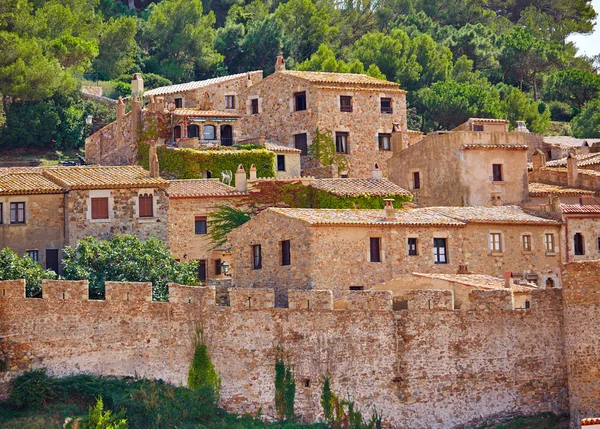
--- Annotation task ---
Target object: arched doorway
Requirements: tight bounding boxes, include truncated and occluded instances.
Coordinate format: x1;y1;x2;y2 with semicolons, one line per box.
546;278;555;289
187;124;200;138
220;125;233;146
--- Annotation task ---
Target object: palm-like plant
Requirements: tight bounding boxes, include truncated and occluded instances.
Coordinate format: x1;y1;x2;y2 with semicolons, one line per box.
207;205;253;249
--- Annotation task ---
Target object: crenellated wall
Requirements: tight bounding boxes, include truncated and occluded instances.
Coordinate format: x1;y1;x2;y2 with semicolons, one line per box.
0;279;570;428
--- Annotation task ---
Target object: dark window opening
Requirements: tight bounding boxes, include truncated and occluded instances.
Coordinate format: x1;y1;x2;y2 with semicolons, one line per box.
277;155;286;171
253;245;262;270
187;124;199;138
408;238;418;256
215;258;222;275
195;216;207;235
204;124;216;140
0;203;3;224
139;193;153;218
294;133;308;156
174;98;183;108
378;133;391;151
251;98;259;115
90;198;108;220
336;132;349;154
525;300;531;309
304;379;311;388
350;286;364;291
294;91;307;111
492;164;503;182
174;125;182;140
434;238;447;264
370;237;381;262
220;124;233;146
281;240;291;266
225;95;235;109
473;124;484;131
46;249;59;273
546;150;552;160
412;172;421;190
10;202;26;224
574;233;585;255
380;98;392;114
340;96;352;112
197;260;206;282
26;250;39;262
546;278;555;288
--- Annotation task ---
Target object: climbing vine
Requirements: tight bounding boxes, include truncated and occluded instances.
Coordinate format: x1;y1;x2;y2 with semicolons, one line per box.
308;127;348;174
274;346;296;422
188;328;221;402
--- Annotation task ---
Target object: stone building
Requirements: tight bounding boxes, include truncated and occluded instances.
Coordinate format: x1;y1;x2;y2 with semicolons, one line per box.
529;150;600;193
228;205;563;301
387;130;530;207
0;172;65;272
542;136;600;160
42;166;169;245
237;60;408;178
556;204;600;263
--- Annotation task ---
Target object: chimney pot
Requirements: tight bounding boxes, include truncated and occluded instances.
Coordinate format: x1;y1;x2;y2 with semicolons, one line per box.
383;198;397;221
504;272;514;288
274;56;286;72
249;164;257;180
235;164;247;193
372;163;383;180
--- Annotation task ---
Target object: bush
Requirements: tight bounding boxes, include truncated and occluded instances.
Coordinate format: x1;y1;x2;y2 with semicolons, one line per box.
8;369;58;410
0;247;57;297
548;101;575;122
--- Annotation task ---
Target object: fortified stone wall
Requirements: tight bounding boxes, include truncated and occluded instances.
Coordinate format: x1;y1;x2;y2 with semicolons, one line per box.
0;280;569;429
85;111;137;166
529;168;600;192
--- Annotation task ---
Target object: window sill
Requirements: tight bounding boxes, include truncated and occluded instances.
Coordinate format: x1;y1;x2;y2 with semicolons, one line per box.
492;181;506;185
90;219;110;223
521;250;533;255
488;251;504;256
6;223;27;226
545;251;557;256
138;217;158;223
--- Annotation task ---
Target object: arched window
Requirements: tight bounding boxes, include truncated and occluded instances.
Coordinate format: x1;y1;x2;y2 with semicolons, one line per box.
187;124;200;138
574;233;585;255
173;125;182;140
204;125;216;140
546;278;555;289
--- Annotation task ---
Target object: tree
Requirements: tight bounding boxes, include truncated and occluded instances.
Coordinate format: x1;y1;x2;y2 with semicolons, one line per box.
445;23;500;80
92;16;138;80
545;69;600;110
571;99;600;138
62;235;199;301
0;247;57;297
498;84;550;134
207;205;253;248
141;0;223;83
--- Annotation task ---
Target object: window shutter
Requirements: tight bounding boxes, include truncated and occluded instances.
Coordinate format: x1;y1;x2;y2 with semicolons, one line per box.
91;198;109;220
139;194;153;217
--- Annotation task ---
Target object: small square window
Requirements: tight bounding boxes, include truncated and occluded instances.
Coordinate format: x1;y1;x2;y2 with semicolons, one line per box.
277;155;286;171
492;164;503;182
349;286;364;291
489;233;502;252
294;91;307;111
433;238;447;264
340;96;352;112
139;193;154;218
225;95;235;109
522;235;532;251
473;124;484;131
370;237;381;262
251;98;259;115
380;98;392;114
195;216;207;235
335;132;349;154
26;250;39;262
408;238;418;256
91;198;108;220
10;202;26;224
378;133;391;151
174;98;183;108
545;233;555;252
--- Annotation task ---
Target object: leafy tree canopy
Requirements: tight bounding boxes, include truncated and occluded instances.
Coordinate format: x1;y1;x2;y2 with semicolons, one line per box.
0;247;57;297
572;99;600;138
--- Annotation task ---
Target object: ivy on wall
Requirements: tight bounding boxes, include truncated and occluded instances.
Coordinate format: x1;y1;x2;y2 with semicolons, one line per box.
138;141;276;183
274;346;296;422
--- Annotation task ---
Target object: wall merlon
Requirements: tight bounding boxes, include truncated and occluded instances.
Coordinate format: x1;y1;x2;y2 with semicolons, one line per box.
228;288;275;310
0;280;26;300
343;290;393;311
168;283;215;306
407;289;454;310
468;289;514;311
42;279;89;301
105;281;152;302
287;289;333;310
530;289;562;311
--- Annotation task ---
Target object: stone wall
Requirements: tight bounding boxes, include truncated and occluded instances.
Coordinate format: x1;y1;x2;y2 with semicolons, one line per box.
0;279;568;428
66;187;169;245
85;110;138;166
563;216;600;262
529;168;600;192
229;210;563;294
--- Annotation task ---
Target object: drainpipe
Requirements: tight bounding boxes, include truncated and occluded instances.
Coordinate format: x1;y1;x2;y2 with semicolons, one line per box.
565;216;569;264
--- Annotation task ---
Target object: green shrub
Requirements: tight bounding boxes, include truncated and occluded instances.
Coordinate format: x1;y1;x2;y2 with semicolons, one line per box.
548;101;575;122
0;247;57;297
77;397;127;429
188;329;221;400
274;347;295;422
8;369;58;410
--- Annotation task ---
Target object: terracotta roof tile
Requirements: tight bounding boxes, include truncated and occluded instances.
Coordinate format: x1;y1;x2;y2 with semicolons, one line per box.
172;109;240;118
168;179;243;198
0;167;43;176
468;118;510;124
529;182;596;197
412;273;537;291
268;207;466;226
311;178;411;197
462;143;528;150
144;72;261;96
0;173;64;195
281;70;400;88
264;142;302;153
545;152;600;168
428;206;560;224
43;166;167;190
560;204;600;214
544;136;600;147
581;418;600;426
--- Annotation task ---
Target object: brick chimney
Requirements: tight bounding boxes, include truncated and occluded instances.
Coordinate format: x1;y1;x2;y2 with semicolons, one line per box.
249;164;257;180
391;123;406;152
457;264;469;274
383;199;397;221
274;56;286;73
504;271;514;289
532;149;546;172
372;163;383;180
149;140;159;178
235;164;247;192
567;153;578;187
131;73;144;99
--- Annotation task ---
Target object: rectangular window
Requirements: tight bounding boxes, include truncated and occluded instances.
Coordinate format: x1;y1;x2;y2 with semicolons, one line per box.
545;233;555;252
378;133;391;151
335;132;349;154
492;164;503;182
433;238;447;264
195;216;207;234
197;260;206;282
277;154;286;171
473;124;484;131
46;249;59;273
489;233;502;252
0;202;3;224
522;235;532;251
225;95;235;109
408;238;418;256
138;194;153;218
91;198;108;220
349;286;364;291
215;258;222;275
294;91;307;111
174;97;183;108
253;244;262;269
340;96;352;112
281;240;291;266
294;133;308;156
598;236;600;252
26;250;39;262
251;98;259;115
370;237;381;262
10;202;25;224
413;172;421;190
380;97;393;114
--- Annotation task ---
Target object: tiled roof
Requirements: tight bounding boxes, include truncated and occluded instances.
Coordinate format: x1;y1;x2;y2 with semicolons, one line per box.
172;109;240;118
468;118;510;124
43;166;168;190
311;178;412;197
0;167;43;176
544;136;600;147
529;182;596;197
581;418;600;426
0;173;64;195
462;143;528;150
560;204;600;214
280;70;400;88
428;206;560;224
144;72;260;96
168;179;243;198
412;273;537;291
545;152;600;168
264;142;302;153
268;207;467;226
313;85;407;93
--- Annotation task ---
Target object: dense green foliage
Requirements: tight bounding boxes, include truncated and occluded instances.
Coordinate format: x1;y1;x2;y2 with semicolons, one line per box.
138;141;276;182
75;398;128;429
0;247;57;297
1;370;327;429
308;127;347;173
207;205;254;248
0;0;598;149
274;348;296;422
188;330;222;399
571;99;600;138
62;235;199;301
